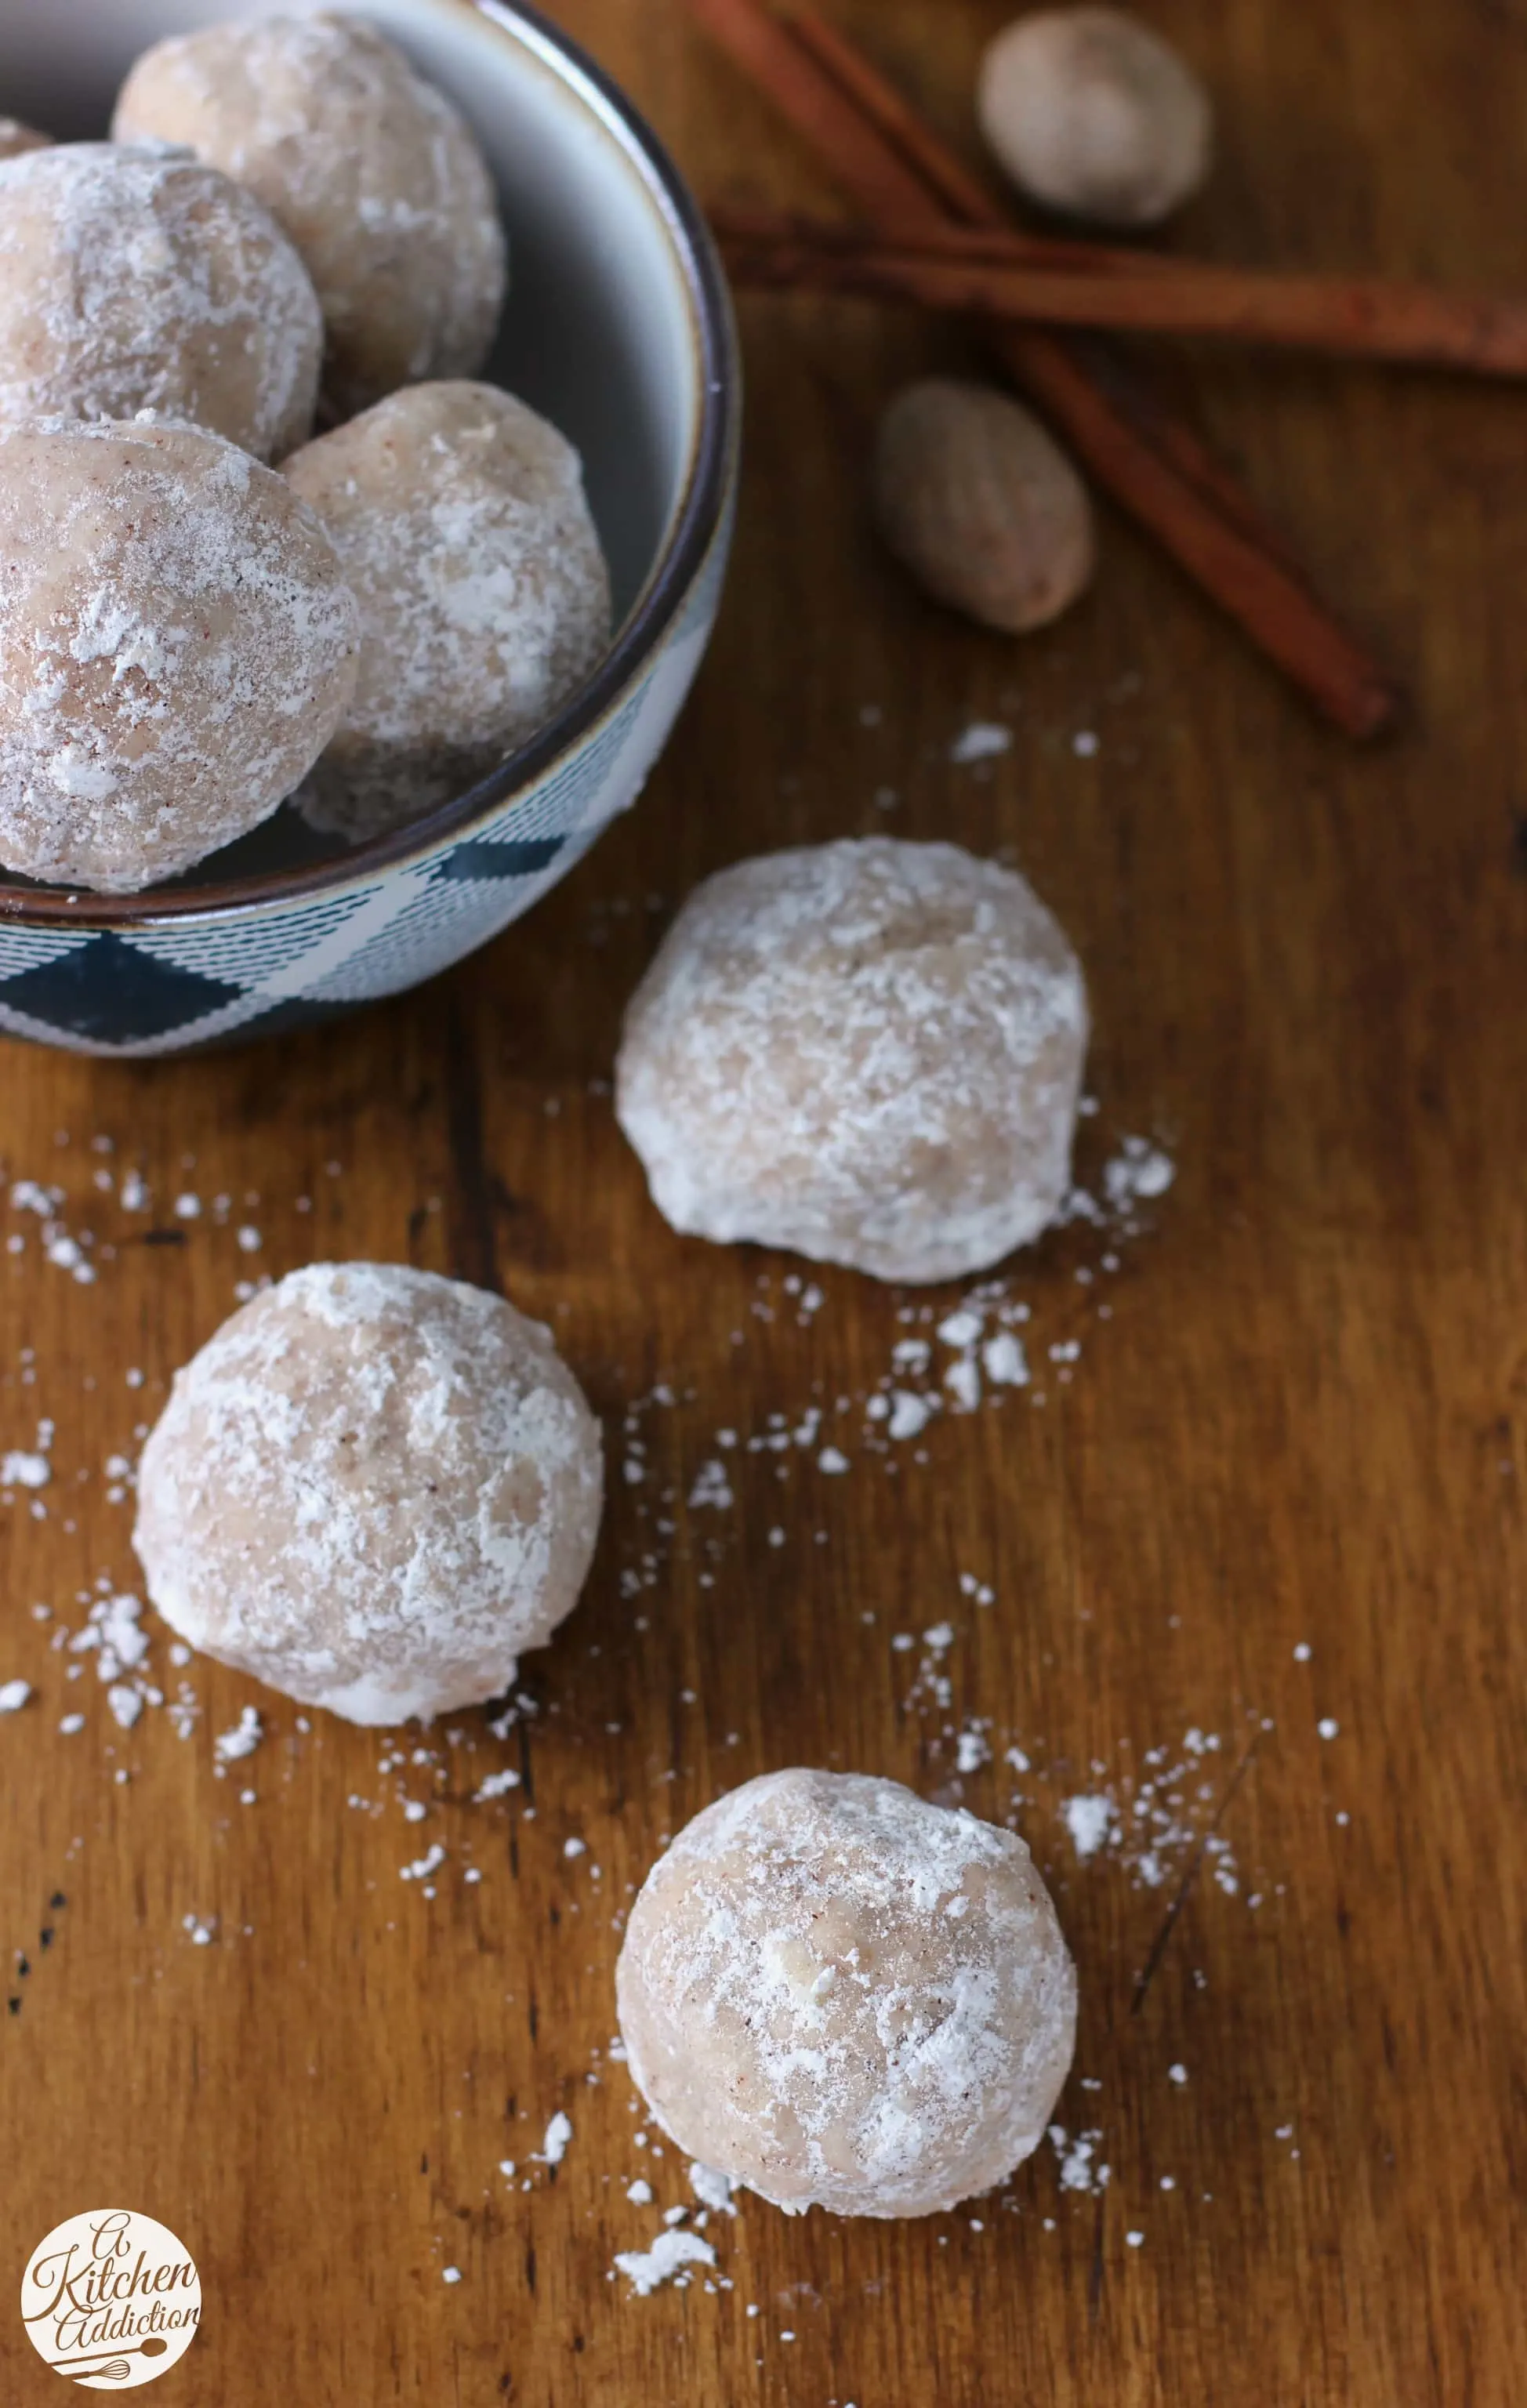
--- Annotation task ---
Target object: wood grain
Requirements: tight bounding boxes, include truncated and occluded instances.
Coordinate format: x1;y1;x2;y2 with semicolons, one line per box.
2;2;1525;2402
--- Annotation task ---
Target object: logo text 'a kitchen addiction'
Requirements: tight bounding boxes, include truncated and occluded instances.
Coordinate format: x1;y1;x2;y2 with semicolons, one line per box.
20;2209;200;2388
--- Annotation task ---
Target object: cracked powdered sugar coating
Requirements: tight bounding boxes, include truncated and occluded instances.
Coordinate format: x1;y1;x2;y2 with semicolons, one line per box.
0;144;322;459
114;13;508;419
616;840;1090;1286
615;1767;1076;2219
0;416;357;891
285;381;611;843
132;1263;603;1726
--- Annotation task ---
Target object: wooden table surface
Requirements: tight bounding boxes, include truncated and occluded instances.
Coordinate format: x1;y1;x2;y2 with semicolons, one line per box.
3;2;1525;2401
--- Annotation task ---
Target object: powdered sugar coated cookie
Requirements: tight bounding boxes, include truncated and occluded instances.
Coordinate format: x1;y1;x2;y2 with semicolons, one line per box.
114;13;507;418
284;381;611;843
617;1768;1077;2218
0;143;322;458
134;1264;604;1726
0;415;357;892
616;838;1090;1284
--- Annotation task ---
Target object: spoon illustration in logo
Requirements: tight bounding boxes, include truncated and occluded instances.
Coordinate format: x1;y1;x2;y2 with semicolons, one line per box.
46;2334;170;2382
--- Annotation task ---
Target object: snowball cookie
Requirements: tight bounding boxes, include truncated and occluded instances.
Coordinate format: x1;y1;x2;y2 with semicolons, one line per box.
617;1768;1077;2218
114;14;509;419
873;379;1094;634
616;839;1090;1285
977;8;1213;227
284;381;611;843
0;417;357;891
0;119;50;164
0;144;322;458
133;1264;604;1728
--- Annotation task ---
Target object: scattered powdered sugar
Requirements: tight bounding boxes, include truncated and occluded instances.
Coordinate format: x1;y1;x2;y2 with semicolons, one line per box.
0;1678;32;1713
8;1180;100;1284
872;1610;1264;1909
2;1431;52;1489
690;2163;738;2216
54;1588;162;1745
537;2112;573;2167
212;1705;263;1768
401;1842;447;1883
612;2227;716;2297
1102;1135;1177;1214
604;1144;1173;1674
1061;1795;1115;1859
107;1684;143;1731
688;1459;734;1510
982;1330;1029;1386
949;721;1014;764
955;1725;992;1775
473;1768;521;1801
1049;2124;1110;2195
887;1391;935;1442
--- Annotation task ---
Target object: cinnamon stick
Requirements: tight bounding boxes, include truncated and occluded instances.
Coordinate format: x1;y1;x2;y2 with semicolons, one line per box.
716;208;1527;378
686;0;1398;738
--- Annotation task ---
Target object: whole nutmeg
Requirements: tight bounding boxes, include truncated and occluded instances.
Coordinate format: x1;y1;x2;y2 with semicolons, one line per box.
872;379;1095;636
977;7;1213;227
0;118;50;165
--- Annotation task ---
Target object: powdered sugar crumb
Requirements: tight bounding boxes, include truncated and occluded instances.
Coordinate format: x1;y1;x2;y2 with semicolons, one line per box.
2;1437;51;1489
950;721;1013;764
1062;1795;1115;1859
213;1704;263;1766
537;2111;573;2167
612;2228;716;2297
401;1842;446;1882
473;1768;520;1801
689;2162;738;2216
1050;2123;1110;2193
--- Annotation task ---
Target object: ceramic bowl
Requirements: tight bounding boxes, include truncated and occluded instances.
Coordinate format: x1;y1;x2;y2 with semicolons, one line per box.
0;0;738;1054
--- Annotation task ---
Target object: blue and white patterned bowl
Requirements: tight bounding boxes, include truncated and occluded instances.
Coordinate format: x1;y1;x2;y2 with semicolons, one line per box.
0;0;739;1054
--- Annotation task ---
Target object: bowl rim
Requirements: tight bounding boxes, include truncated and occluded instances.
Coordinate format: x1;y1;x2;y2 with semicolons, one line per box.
0;0;739;931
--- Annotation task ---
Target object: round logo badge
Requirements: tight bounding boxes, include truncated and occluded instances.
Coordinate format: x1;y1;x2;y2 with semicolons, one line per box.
20;2210;201;2388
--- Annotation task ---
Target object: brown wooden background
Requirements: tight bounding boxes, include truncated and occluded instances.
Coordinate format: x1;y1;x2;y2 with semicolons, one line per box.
3;2;1526;2400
